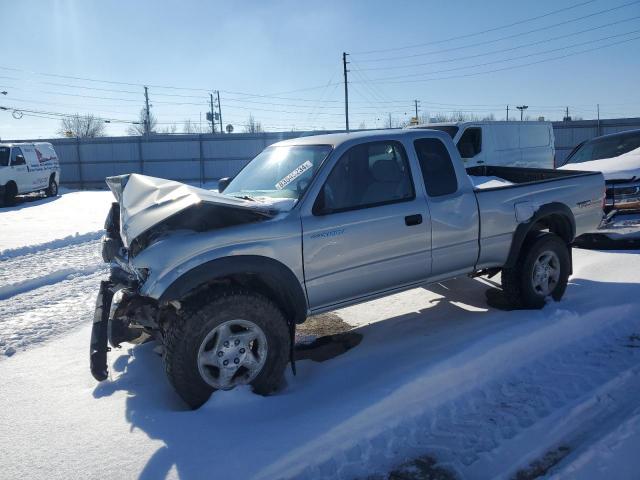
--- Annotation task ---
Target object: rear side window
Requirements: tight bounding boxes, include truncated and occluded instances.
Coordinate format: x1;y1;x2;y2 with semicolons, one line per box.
457;127;481;159
414;138;458;197
314;141;414;215
0;147;9;167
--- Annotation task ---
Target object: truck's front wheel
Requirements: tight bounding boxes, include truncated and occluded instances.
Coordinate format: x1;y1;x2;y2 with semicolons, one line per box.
163;290;290;409
501;232;570;309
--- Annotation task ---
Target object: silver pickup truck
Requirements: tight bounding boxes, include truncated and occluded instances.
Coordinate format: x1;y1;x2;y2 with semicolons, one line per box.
91;129;604;408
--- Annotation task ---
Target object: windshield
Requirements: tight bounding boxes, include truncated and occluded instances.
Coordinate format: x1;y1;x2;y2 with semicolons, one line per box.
225;145;332;201
565;131;640;165
0;146;9;167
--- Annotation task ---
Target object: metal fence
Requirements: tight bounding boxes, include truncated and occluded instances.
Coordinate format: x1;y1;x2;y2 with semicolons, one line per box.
13;131;340;189
8;117;640;188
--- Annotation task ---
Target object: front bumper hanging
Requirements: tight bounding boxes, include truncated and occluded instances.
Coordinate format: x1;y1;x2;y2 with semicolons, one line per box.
90;281;113;381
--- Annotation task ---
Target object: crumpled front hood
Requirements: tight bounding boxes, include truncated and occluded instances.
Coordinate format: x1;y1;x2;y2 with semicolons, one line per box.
559;148;640;182
106;174;276;248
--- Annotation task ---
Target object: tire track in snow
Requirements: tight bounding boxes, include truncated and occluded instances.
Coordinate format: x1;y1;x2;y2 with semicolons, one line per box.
0;269;106;356
0;230;104;261
276;318;640;480
0;239;103;300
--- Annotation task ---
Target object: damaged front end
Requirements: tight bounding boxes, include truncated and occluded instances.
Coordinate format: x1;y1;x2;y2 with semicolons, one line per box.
90;174;277;381
90;201;162;380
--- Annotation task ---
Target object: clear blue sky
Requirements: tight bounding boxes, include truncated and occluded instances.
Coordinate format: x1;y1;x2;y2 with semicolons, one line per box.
1;0;639;139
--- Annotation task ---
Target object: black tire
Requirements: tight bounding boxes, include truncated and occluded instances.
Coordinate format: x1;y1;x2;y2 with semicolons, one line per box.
501;232;570;309
45;176;58;197
3;182;17;206
163;290;291;409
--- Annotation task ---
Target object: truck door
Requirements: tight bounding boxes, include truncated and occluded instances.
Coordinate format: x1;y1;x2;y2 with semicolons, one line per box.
413;137;479;279
301;140;431;310
9;147;29;194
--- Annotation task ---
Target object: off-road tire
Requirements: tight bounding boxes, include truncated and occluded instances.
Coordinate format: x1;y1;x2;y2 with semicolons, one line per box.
3;182;17;206
163;290;290;409
45;176;58;197
501;232;570;309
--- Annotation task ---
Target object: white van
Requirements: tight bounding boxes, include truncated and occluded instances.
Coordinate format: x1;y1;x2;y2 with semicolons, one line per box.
410;121;555;169
0;142;61;205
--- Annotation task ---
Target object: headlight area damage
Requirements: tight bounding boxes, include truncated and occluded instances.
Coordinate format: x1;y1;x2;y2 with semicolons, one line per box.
90;173;277;381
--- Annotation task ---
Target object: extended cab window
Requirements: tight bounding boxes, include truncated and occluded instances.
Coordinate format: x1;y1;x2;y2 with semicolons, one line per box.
414;138;458;197
10;147;25;166
314;141;414;215
457;127;482;159
0;147;9;167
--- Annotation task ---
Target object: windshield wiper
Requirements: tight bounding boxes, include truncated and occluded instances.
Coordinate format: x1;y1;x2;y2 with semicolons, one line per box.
233;195;256;202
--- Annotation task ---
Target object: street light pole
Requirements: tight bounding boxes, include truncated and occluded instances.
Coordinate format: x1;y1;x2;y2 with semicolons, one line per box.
516;105;528;121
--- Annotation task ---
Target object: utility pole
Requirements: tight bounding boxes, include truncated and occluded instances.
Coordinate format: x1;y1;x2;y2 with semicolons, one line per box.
343;52;349;132
597;104;600;135
564;106;571;122
209;93;216;134
414;99;420;123
144;86;151;136
506;105;509;121
217;90;223;134
516;105;528;121
388;113;392;128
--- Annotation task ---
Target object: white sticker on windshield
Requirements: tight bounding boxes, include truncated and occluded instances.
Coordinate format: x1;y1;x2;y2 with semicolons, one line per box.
275;160;313;190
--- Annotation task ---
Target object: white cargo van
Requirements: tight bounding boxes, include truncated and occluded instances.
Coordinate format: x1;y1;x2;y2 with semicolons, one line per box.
410;121;555;169
0;142;61;205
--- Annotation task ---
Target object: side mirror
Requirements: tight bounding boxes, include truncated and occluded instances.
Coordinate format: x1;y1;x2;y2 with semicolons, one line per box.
14;154;25;166
218;177;232;193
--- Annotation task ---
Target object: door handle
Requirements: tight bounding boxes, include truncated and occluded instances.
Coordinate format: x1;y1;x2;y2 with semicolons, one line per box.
405;214;422;226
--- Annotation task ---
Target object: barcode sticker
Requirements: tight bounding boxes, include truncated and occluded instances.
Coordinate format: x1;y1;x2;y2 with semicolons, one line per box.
275;160;313;190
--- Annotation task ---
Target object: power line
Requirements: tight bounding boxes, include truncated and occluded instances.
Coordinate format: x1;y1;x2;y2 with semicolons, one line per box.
357;15;640;71
360;33;640;84
354;0;640;63
352;0;597;54
364;28;640;82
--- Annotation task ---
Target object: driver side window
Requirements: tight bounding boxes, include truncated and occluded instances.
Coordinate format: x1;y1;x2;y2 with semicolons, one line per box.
313;141;414;215
10;147;25;166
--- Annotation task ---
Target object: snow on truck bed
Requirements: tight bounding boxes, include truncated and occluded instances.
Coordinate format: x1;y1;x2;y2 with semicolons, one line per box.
1;188;640;480
468;174;514;189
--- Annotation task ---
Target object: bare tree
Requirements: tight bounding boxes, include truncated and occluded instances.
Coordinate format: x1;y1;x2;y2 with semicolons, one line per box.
183;119;203;134
127;108;158;135
358;121;367;130
243;114;263;133
160;124;178;134
58;114;106;138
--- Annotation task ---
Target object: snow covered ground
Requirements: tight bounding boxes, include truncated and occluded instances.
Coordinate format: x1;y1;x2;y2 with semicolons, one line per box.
1;189;640;480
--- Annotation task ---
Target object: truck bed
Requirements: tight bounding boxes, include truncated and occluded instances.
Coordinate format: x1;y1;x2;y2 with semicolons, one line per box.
467;165;604;271
466;165;598;190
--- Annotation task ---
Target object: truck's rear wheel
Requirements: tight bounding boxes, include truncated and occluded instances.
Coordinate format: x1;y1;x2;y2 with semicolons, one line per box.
501;232;570;309
3;182;17;206
45;176;58;197
163;290;290;409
